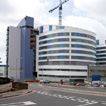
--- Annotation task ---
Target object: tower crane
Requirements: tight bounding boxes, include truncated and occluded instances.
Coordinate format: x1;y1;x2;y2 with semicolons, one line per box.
49;0;69;25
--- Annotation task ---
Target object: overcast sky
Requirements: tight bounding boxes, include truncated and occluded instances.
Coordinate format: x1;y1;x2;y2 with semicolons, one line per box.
0;0;106;64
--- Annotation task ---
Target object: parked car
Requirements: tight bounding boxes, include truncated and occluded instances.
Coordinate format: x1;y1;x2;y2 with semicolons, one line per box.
70;82;77;86
76;83;85;86
35;79;39;82
91;83;100;87
40;80;50;84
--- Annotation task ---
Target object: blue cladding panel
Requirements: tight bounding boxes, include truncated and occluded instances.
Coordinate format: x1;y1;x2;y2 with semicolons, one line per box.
60;56;64;59
40;26;43;33
48;51;52;54
18;16;34;28
19;17;34;80
60;26;64;29
76;44;82;48
96;40;99;45
20;28;34;80
91;75;101;81
76;33;81;36
49;25;52;31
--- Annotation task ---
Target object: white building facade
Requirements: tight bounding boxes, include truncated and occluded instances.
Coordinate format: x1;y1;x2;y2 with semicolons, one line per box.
36;25;96;81
96;39;106;66
7;26;21;80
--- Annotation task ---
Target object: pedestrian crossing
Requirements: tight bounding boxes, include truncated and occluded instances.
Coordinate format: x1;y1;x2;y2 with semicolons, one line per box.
37;91;106;106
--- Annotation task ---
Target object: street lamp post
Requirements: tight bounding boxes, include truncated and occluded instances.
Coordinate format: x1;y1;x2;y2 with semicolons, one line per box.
15;57;23;81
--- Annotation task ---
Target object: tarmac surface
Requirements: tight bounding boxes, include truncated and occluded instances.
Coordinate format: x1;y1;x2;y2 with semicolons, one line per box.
0;82;106;99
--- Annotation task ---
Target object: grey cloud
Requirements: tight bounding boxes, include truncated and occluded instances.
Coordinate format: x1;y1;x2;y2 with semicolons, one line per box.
74;0;106;18
0;0;14;15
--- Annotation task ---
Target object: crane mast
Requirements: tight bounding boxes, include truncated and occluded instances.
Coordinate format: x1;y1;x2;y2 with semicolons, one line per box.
59;0;62;25
49;0;69;25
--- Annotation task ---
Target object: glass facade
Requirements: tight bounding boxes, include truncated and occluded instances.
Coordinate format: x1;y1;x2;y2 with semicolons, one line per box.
71;44;95;50
39;56;69;60
49;25;52;31
39;61;94;65
96;55;106;57
38;25;96;81
40;26;43;33
60;26;65;29
39;50;69;55
72;56;95;61
71;50;95;56
96;58;106;61
39;75;87;78
96;51;106;53
71;32;95;40
39;69;87;72
39;44;69;50
39;38;69;45
39;32;69;40
71;38;96;45
96;40;99;45
96;47;106;50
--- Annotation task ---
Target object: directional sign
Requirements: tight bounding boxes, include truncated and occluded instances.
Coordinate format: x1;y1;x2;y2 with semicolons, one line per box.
0;65;9;67
0;101;37;106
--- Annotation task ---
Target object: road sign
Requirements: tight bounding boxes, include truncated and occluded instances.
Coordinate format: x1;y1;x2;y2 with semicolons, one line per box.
0;65;9;67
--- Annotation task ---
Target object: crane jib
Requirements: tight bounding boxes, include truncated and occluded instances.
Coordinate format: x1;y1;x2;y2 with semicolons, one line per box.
49;0;69;25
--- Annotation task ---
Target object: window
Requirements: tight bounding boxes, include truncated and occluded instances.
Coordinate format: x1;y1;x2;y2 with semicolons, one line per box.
48;40;52;43
49;25;52;31
60;56;64;59
60;26;64;29
48;51;52;54
71;44;95;50
71;50;95;56
39;36;43;40
71;32;95;40
48;45;52;48
40;26;43;33
60;38;64;41
72;56;95;61
76;33;81;36
48;34;52;38
71;38;96;45
96;40;99;45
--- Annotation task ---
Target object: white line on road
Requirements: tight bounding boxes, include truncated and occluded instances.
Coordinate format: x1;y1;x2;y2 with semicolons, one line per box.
37;91;100;106
0;101;37;106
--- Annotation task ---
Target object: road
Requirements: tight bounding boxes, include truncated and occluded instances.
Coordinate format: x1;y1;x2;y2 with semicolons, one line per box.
0;83;106;106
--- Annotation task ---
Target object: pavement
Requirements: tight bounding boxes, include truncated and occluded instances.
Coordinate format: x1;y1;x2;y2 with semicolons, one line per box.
0;83;32;99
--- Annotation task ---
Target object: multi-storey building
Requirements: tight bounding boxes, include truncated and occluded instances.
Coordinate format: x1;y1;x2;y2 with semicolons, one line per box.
6;16;38;80
36;25;96;81
0;58;7;77
96;39;106;66
6;16;99;81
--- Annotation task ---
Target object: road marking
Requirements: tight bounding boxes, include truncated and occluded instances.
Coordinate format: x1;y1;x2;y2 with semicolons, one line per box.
101;101;106;105
0;101;37;106
37;91;101;106
36;85;106;97
71;99;76;101
77;101;98;106
52;94;58;97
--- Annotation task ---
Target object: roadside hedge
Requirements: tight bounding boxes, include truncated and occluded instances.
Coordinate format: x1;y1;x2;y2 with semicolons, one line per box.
0;77;10;84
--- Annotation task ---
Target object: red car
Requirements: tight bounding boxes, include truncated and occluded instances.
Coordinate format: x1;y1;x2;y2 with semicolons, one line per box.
76;83;85;86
